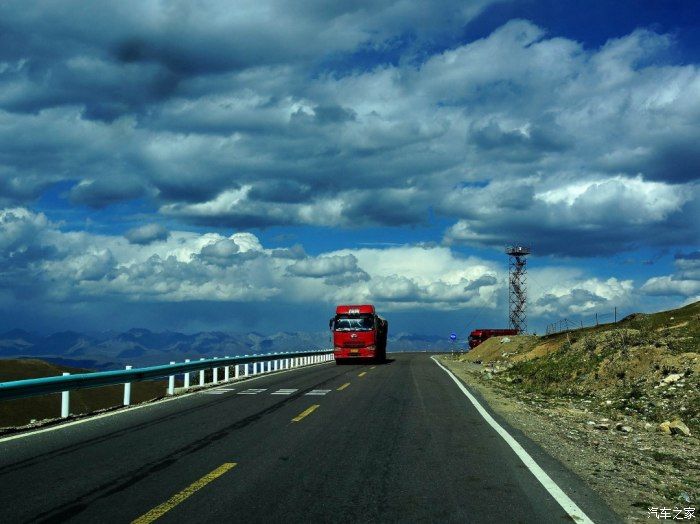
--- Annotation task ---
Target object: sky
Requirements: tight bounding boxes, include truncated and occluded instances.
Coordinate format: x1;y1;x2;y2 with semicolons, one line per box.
0;0;698;339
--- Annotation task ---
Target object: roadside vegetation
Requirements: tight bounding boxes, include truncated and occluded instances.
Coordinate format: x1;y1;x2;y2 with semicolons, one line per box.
443;300;699;522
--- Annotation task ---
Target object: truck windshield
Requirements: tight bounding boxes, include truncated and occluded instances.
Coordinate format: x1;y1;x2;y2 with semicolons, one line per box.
333;315;374;331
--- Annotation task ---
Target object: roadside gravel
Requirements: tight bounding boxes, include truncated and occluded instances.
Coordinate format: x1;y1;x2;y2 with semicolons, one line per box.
439;357;699;523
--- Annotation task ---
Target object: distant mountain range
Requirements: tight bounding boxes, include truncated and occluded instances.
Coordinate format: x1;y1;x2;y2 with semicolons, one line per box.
0;329;452;370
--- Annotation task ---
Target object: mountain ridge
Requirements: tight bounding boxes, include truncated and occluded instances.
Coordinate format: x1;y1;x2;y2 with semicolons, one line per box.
0;328;453;369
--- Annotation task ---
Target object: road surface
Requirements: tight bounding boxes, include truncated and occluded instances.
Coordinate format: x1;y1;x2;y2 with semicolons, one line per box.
0;353;620;523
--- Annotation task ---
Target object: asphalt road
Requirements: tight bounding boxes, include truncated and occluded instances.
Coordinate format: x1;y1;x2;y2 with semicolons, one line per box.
0;353;620;523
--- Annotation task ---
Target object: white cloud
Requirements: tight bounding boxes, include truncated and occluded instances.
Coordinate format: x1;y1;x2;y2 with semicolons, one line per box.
125;223;170;245
641;253;700;298
0;16;698;258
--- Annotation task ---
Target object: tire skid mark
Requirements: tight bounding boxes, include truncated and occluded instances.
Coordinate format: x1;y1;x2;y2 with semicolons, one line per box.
23;369;359;523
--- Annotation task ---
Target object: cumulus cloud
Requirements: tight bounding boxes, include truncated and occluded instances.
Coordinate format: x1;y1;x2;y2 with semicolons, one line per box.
641;252;700;299
1;206;689;334
0;13;696;258
287;254;360;278
442;177;698;255
0;208;506;310
287;254;370;286
125;223;170;245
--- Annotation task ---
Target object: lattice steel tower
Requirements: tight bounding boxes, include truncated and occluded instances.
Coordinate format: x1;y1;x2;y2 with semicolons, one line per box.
506;245;530;334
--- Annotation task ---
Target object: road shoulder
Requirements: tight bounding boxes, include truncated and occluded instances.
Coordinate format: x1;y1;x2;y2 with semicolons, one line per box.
437;356;666;523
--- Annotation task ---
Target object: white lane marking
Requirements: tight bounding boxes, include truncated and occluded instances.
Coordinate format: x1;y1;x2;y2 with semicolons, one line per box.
305;389;331;396
431;356;594;524
271;389;298;395
237;389;267;395
0;359;334;444
201;390;228;395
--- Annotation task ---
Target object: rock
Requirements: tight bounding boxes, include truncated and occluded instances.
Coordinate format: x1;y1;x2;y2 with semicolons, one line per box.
594;423;610;430
669;419;691;436
620;426;632;433
644;422;653;429
500;337;511;343
587;421;596;426
662;373;683;384
658;421;672;434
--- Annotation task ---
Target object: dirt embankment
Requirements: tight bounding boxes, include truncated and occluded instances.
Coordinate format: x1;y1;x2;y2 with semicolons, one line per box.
0;359;167;429
443;300;699;523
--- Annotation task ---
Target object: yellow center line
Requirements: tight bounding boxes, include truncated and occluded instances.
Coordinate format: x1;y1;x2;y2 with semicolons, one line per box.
337;382;350;391
132;462;237;524
358;371;367;377
292;404;320;422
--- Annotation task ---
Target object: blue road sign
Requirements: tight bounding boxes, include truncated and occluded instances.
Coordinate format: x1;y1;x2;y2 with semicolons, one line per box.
450;333;457;341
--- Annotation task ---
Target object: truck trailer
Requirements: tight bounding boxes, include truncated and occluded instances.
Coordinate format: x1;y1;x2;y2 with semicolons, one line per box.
330;304;388;364
468;328;518;349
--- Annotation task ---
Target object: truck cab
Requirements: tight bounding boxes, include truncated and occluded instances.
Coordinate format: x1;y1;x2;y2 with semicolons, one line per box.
330;304;388;364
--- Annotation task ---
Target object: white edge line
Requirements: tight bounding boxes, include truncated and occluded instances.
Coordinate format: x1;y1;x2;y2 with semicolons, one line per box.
0;359;332;444
431;356;594;524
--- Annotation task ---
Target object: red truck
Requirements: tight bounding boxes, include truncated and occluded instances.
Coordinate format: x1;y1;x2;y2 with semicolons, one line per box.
330;304;388;364
468;328;518;349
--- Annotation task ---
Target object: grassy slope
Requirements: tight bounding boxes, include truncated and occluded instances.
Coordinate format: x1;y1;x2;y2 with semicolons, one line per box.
460;301;700;432
0;359;167;428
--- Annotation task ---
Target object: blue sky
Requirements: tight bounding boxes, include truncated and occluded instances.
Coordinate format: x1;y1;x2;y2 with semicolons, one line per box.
0;1;698;339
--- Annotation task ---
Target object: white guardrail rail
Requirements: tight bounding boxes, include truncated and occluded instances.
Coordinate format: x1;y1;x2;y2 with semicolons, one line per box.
0;349;334;419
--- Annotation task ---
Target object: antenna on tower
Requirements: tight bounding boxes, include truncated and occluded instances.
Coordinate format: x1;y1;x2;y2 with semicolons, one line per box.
505;245;530;334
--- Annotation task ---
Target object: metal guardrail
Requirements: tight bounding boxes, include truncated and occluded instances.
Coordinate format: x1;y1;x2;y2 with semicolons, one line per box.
0;349;334;419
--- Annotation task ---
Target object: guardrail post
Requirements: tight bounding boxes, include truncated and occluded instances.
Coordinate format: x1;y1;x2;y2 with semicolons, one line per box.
235;364;240;379
199;358;205;386
61;372;70;418
123;365;132;406
184;359;191;388
273;359;278;371
168;362;175;395
224;357;230;382
245;362;250;377
213;358;219;384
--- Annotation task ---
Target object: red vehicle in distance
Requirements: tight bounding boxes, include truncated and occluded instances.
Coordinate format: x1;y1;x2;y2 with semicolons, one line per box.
468;329;518;349
330;304;388;364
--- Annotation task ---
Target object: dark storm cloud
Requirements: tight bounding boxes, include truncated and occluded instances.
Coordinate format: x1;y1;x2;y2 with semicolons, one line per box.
0;5;698;262
69;178;148;208
442;179;700;256
468;118;571;162
248;180;314;204
464;274;497;291
313;105;357;125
